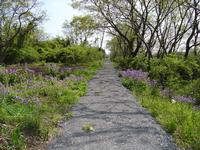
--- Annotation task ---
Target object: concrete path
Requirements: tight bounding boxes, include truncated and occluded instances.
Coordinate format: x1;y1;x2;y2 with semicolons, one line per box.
47;62;178;150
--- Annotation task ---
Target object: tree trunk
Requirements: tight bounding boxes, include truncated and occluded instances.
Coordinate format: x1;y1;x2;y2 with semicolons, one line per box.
0;54;5;64
185;0;198;59
127;41;134;56
185;27;196;58
99;31;105;50
132;39;142;57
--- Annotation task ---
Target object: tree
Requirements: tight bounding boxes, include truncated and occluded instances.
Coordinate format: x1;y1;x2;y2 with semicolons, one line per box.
72;0;200;59
63;15;97;45
185;0;200;58
0;0;45;63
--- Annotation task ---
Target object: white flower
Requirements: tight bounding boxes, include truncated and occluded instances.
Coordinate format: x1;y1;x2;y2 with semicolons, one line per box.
171;99;176;104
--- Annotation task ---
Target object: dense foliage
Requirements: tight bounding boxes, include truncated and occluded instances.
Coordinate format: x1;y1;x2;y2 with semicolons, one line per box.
3;40;104;65
113;54;200;149
122;77;200;149
0;61;103;149
0;1;105;149
114;54;200;105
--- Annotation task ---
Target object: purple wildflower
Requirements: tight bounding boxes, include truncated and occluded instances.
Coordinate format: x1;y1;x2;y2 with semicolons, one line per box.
5;68;18;74
121;69;148;81
60;67;73;72
25;68;35;74
20;99;29;105
13;96;22;103
122;69;197;105
172;96;196;104
15;96;21;100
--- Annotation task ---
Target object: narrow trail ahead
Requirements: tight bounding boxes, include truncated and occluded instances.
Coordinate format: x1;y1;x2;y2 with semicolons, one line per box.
47;62;178;150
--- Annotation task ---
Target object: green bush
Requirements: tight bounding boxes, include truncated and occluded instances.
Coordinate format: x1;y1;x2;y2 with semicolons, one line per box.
0;73;21;85
4;48;21;64
56;45;104;64
191;79;200;104
44;45;104;64
129;55;148;71
148;55;193;92
45;48;60;63
112;57;133;70
5;47;40;64
113;55;148;70
19;47;40;63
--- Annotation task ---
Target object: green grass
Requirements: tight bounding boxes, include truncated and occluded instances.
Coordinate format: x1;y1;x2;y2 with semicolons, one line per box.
122;77;200;150
0;60;103;149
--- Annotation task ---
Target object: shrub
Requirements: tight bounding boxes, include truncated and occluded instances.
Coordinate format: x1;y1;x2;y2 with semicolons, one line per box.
45;45;104;64
149;55;192;89
191;79;200;104
19;47;40;63
129;55;148;71
0;73;21;86
112;57;133;70
45;48;60;63
4;47;40;64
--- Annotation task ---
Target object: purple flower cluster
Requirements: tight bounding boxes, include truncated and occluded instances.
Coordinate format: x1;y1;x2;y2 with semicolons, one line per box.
6;68;18;74
13;96;41;106
172;96;196;104
160;88;197;104
13;96;29;105
121;69;148;81
0;68;18;74
60;67;73;72
25;68;36;74
122;69;198;104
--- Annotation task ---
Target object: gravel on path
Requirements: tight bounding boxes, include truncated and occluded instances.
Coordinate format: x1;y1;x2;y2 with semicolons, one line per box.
47;62;178;150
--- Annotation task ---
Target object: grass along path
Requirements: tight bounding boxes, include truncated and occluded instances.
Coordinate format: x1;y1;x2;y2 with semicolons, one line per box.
47;61;177;150
0;61;103;150
122;77;200;150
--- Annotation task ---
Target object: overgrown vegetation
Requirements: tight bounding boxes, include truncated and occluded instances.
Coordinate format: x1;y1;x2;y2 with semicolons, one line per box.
1;0;200;149
0;60;103;149
114;53;200;149
0;1;105;149
114;54;200;105
122;77;200;149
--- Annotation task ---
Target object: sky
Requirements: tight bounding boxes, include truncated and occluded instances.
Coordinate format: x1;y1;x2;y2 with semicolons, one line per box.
39;0;110;54
40;0;81;37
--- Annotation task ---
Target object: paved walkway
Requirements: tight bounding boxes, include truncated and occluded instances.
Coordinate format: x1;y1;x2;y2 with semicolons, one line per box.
47;62;178;150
